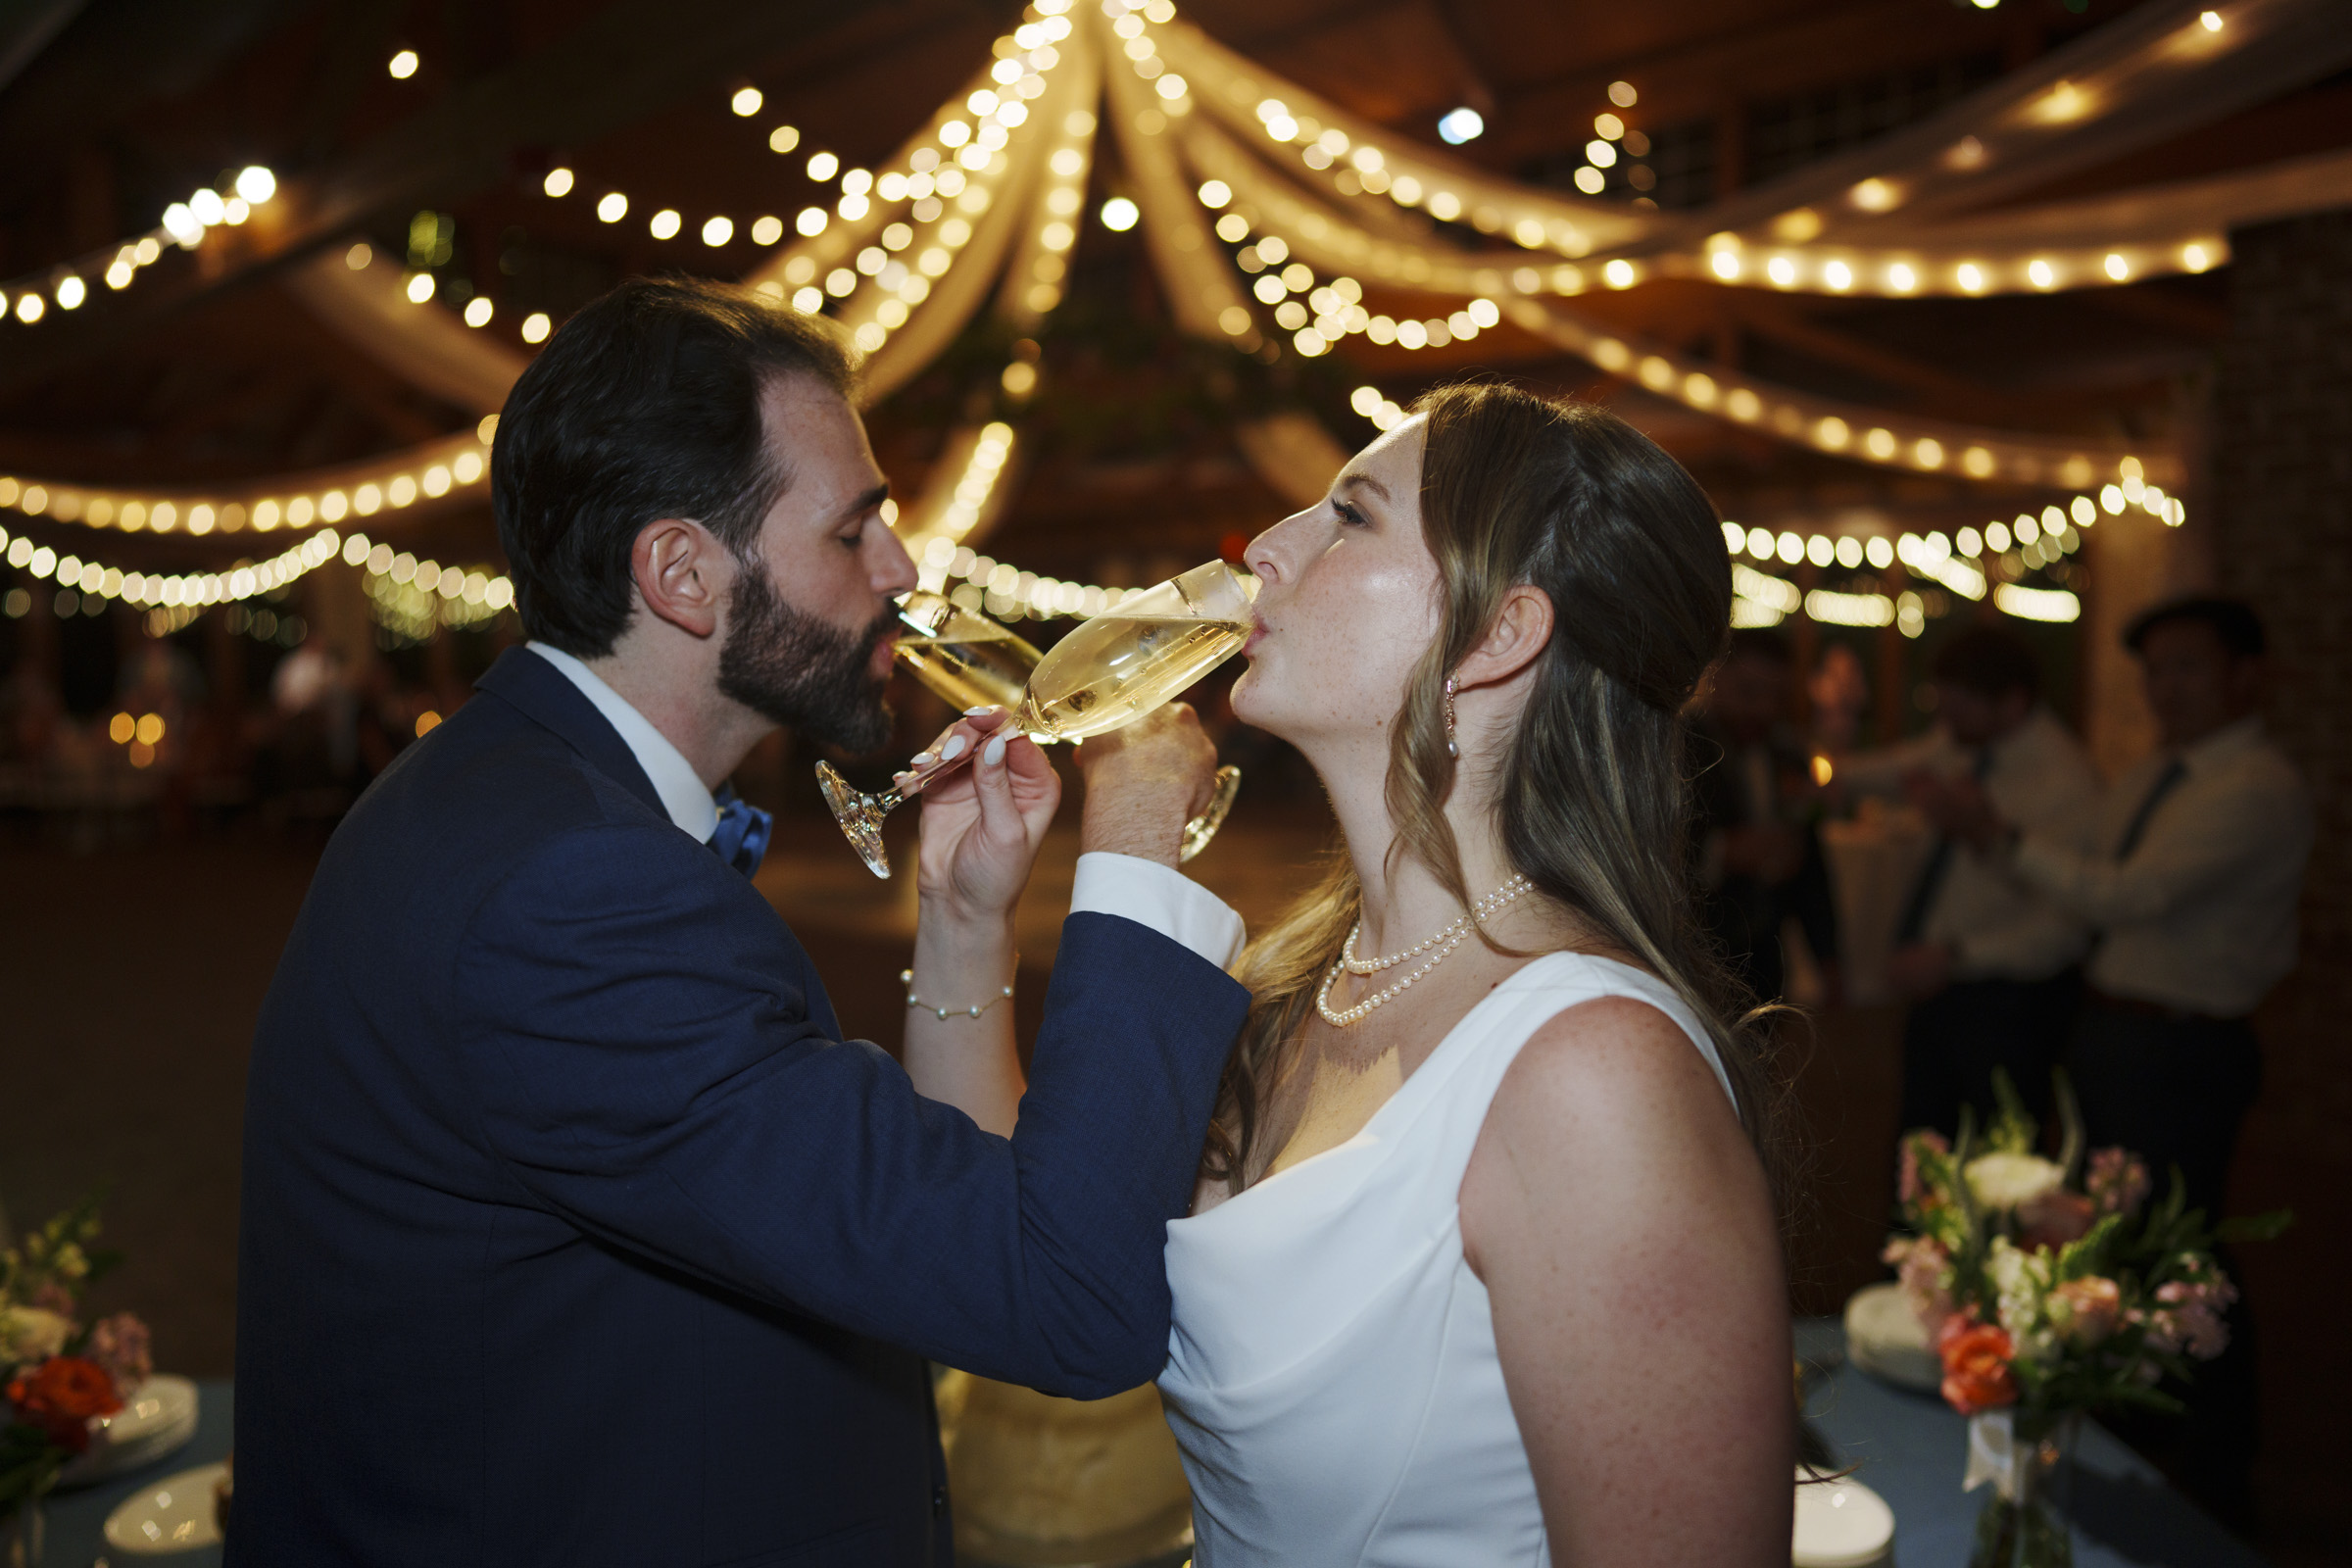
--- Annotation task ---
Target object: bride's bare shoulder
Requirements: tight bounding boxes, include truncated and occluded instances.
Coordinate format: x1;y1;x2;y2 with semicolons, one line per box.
1460;993;1758;1259
1502;992;1733;1131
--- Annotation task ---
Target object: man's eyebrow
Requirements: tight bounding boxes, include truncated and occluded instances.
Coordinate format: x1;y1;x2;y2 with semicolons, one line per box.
1338;471;1392;503
838;482;890;525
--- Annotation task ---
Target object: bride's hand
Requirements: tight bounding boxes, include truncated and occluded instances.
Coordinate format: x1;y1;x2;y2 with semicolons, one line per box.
908;708;1061;925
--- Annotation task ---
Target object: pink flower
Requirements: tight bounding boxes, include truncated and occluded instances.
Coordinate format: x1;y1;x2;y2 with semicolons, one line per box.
2020;1189;2096;1251
2085;1148;2152;1216
85;1313;153;1399
28;1282;75;1317
1882;1235;1954;1331
2050;1276;2123;1347
1898;1130;1950;1208
2147;1274;2236;1360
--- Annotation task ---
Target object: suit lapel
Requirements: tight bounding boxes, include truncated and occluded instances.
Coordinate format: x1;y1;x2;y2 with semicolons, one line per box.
474;646;668;821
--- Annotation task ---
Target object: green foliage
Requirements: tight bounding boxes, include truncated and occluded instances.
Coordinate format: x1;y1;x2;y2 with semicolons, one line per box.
1885;1077;2292;1426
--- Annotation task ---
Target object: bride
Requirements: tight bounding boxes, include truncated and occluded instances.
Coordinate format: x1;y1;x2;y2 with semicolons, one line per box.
1158;383;1792;1565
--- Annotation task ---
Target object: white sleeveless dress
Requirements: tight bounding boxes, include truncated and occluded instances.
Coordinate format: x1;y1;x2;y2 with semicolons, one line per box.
1158;952;1736;1567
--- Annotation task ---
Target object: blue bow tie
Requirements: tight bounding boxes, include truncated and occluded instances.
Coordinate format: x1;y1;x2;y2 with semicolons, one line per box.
710;784;773;880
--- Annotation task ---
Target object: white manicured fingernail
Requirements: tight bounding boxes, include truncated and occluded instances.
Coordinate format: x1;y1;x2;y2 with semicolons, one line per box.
982;734;1007;765
910;751;937;766
941;735;967;760
965;705;997;715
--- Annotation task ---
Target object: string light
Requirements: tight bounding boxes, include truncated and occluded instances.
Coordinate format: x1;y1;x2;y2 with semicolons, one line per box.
0;429;493;537
1152;5;2283;295
4;168;276;326
0;523;348;613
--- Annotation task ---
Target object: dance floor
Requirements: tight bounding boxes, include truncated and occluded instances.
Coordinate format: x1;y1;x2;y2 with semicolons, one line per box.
0;820;2340;1565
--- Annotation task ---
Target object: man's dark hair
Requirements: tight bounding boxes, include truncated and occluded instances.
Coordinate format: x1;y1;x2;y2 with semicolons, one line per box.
1930;624;2039;700
1723;626;1793;668
491;276;860;657
2125;595;2266;660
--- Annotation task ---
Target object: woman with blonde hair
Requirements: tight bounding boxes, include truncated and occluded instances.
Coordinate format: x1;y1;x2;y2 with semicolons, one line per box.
1159;383;1793;1565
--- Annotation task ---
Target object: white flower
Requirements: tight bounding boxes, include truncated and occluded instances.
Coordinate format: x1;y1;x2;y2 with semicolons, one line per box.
0;1305;73;1368
1986;1239;2060;1366
1965;1152;2065;1211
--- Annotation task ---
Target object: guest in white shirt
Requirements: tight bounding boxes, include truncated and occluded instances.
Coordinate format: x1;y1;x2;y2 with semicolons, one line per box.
1930;597;2311;1211
1926;596;2310;1533
1840;625;2099;1136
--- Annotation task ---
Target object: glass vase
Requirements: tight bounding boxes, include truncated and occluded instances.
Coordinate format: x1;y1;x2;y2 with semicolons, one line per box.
1966;1410;2079;1568
3;1497;43;1568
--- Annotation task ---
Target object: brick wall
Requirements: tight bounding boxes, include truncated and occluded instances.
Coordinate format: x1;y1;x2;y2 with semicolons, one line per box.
2211;208;2352;1549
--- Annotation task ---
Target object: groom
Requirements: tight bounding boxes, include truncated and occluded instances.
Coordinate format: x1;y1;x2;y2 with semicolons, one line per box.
228;278;1250;1566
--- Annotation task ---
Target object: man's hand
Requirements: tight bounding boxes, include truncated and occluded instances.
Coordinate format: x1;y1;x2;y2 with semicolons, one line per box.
1885;941;1954;1001
1073;704;1218;868
1909;772;2008;853
911;709;1061;925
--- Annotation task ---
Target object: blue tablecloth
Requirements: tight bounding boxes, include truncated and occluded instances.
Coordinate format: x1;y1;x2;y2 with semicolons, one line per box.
31;1342;2266;1565
1798;1320;2267;1567
40;1381;231;1568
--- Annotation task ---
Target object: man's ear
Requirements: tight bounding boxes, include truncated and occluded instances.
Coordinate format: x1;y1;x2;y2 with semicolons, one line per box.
1455;584;1554;691
631;517;728;640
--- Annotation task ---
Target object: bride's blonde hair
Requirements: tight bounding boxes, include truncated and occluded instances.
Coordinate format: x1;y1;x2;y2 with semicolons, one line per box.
1203;383;1785;1195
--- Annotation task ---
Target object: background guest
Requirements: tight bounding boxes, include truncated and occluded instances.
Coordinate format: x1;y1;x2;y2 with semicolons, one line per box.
1691;626;1838;1006
1841;625;2098;1135
1927;595;2312;1530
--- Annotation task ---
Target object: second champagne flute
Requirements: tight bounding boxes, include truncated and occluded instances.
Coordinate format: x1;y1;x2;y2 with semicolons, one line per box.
817;562;1254;878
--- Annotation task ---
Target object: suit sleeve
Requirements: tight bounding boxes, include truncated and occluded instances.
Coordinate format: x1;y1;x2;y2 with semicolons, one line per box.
450;820;1249;1396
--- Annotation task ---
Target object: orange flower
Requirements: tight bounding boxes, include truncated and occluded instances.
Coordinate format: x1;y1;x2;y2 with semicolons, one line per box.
1937;1319;2018;1415
7;1355;124;1453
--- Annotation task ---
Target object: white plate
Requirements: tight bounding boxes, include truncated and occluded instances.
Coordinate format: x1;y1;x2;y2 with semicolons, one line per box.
1793;1469;1895;1568
57;1376;200;1488
103;1461;227;1556
1844;1282;1942;1392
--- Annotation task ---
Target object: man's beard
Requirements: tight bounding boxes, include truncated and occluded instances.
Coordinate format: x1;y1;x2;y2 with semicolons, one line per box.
716;560;899;755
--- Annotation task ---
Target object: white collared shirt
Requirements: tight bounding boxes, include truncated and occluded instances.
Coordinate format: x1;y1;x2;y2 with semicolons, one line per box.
2010;715;2312;1016
1839;707;2101;981
529;642;718;840
525;642;1246;971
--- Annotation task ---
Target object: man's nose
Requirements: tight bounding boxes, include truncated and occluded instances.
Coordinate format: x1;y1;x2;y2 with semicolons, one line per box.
872;527;919;596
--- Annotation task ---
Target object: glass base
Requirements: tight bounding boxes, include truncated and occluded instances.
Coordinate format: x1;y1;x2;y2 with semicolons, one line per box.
815;761;895;879
1179;765;1243;863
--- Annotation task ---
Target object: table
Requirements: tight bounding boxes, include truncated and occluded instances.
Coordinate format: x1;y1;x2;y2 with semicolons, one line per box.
1799;1320;2269;1567
33;1348;2268;1566
40;1381;231;1568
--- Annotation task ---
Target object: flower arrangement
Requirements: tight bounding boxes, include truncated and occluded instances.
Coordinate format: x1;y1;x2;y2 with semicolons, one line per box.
1884;1078;2284;1426
2;1198;152;1525
1880;1075;2288;1565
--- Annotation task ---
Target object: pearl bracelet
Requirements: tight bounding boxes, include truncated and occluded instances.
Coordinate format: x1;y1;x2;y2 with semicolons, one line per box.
901;967;1016;1021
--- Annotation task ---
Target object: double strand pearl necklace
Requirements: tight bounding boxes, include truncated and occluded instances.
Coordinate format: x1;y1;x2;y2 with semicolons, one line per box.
1316;874;1535;1027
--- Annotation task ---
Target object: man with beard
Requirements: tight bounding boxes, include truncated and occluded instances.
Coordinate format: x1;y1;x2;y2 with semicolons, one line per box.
230;279;1250;1567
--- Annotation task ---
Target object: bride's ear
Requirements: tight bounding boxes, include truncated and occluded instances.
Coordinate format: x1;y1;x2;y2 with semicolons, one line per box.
1455;585;1554;691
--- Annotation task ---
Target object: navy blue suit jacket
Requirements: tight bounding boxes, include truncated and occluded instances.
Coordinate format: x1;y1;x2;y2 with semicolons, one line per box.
228;648;1248;1567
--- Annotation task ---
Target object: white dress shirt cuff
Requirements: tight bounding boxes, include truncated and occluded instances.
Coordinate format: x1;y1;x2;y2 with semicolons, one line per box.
1070;852;1246;972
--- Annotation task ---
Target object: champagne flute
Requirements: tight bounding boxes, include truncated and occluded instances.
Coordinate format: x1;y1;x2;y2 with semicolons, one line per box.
816;561;1254;879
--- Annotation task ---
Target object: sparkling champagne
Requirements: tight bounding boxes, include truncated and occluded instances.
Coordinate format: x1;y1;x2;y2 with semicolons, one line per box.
819;563;1255;879
1017;616;1249;742
898;620;1039;714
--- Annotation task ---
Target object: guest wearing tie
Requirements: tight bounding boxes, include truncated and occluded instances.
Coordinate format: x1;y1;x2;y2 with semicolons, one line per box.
1690;627;1839;1005
1929;597;2311;1216
1838;625;2098;1135
1926;596;2310;1531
